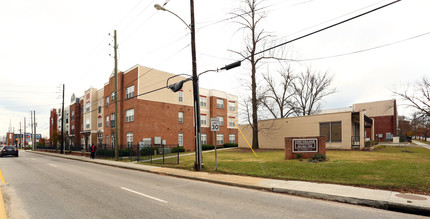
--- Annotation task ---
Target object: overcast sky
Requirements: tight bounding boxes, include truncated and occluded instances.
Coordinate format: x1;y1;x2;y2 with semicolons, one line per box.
1;0;429;138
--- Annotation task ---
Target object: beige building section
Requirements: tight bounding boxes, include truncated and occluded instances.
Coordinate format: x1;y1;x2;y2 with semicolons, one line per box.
135;65;193;107
238;110;369;150
353;99;395;117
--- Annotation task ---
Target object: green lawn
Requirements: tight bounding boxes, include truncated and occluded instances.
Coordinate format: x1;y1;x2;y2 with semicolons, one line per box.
158;146;430;195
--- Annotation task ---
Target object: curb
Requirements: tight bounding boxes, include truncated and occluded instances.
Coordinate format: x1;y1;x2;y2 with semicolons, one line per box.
0;187;7;219
29;151;430;216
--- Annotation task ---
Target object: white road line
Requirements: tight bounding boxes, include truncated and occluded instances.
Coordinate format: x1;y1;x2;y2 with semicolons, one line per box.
49;164;57;167
121;187;168;204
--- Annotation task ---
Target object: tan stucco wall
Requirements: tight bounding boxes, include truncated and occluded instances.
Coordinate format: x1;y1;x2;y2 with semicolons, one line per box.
238;111;353;150
353;99;394;117
136;66;193;107
96;88;104;132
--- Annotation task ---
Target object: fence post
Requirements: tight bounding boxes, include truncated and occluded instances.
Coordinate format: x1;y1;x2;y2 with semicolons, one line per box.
177;144;179;164
150;144;153;164
162;144;165;164
129;145;132;162
137;144;140;162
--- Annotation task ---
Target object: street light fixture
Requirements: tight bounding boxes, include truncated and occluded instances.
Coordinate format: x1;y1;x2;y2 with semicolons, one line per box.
155;1;203;171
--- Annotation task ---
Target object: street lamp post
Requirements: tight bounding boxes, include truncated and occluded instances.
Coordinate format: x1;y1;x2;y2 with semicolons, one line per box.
155;1;203;170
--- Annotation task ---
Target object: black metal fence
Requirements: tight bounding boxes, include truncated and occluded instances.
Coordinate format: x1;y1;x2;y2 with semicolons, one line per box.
95;144;182;165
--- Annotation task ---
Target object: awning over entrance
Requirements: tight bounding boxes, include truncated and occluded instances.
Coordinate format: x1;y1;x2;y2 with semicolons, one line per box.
352;112;373;128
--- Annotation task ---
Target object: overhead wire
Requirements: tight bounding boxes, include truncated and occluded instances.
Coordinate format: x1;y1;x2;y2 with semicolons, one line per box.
294;31;430;62
240;0;402;62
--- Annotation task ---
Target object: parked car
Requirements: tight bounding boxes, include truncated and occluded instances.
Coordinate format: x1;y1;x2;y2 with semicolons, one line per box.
0;146;19;157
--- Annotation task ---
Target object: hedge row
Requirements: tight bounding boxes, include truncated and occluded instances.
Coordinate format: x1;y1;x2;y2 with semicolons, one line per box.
96;146;186;157
202;143;238;151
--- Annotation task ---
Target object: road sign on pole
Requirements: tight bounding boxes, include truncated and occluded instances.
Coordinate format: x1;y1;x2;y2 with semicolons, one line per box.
211;118;219;170
211;118;219;132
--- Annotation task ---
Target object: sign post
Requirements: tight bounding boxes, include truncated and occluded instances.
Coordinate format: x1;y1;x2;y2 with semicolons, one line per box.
210;118;220;170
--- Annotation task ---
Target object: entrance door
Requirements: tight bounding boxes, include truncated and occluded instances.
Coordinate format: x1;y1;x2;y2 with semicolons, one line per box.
352;122;360;149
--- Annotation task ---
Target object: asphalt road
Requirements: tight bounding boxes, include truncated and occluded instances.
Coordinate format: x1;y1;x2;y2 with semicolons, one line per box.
0;151;425;219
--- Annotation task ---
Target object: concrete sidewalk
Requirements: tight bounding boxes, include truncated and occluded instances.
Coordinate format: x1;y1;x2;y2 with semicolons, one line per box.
412;140;430;150
30;151;430;216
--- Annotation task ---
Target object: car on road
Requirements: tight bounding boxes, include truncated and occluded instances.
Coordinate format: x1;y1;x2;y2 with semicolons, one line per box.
0;145;19;157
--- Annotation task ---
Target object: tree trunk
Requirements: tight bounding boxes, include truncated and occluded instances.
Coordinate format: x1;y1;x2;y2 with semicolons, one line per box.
251;57;259;149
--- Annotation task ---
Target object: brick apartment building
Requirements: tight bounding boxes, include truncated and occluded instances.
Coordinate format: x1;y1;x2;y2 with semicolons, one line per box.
68;94;82;147
49;108;58;146
49;64;238;152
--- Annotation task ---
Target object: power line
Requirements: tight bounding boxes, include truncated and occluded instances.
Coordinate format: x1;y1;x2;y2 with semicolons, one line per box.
294;31;430;62
241;0;402;61
269;0;388;44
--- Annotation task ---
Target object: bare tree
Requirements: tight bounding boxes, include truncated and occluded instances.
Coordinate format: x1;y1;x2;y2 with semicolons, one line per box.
260;65;296;118
231;0;275;149
394;77;430;118
290;67;336;116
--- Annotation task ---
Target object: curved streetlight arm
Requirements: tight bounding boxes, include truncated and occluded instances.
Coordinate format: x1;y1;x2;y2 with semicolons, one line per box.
154;4;191;31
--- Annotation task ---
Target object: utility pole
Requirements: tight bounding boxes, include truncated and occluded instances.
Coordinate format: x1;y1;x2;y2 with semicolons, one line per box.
34;111;37;150
31;111;33;150
24;117;26;147
61;84;65;154
113;30;119;161
19;122;22;148
189;0;202;171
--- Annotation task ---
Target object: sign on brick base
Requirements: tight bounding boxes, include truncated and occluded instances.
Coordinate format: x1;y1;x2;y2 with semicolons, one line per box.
285;136;326;159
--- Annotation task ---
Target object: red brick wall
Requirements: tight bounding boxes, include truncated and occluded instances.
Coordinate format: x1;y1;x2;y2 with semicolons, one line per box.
203;96;238;145
365;116;396;140
69;102;82;145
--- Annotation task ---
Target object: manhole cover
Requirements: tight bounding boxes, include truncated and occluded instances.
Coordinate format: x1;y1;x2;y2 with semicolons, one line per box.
395;193;427;201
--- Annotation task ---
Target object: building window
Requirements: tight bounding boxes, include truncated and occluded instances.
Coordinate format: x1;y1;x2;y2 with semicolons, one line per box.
178;112;184;123
216;134;224;145
319;122;342;142
106;135;109;147
126;132;133;148
125;109;134;122
98;101;102;113
71;125;75;134
228;117;235;127
126;85;135;99
98;117;102;128
217;99;224;109
201;114;207;125
229;101;236;111
71;110;75;121
201;134;207;145
217;116;224;126
111;92;115;101
178;91;183;102
86;102;90;113
86;119;90;129
200;96;207;107
106;97;109;107
110;113;115;128
178;133;183;146
229;134;236;143
106;116;109;127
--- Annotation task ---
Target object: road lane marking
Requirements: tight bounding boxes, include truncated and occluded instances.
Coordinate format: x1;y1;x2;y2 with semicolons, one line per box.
121;187;168;204
0;170;5;184
49;164;57;168
0;187;7;219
